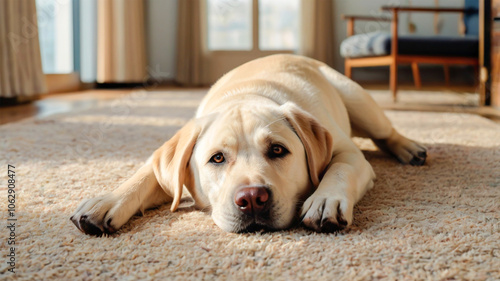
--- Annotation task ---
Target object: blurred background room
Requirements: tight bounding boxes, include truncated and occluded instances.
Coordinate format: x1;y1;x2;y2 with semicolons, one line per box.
1;0;499;122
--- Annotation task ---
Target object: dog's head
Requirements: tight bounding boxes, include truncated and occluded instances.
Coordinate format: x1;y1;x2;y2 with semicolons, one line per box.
152;102;333;232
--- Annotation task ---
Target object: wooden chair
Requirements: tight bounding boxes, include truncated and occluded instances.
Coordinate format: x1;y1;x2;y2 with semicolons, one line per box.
341;2;480;101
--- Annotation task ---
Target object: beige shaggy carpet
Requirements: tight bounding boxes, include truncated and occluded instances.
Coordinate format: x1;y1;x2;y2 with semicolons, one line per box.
1;89;499;280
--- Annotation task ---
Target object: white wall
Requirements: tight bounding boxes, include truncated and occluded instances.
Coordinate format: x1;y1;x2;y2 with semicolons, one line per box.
146;0;178;81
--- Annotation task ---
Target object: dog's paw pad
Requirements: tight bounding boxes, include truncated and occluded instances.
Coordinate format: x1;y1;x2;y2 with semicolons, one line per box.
417;151;427;158
410;154;426;166
79;217;104;237
104;218;117;234
319;218;347;233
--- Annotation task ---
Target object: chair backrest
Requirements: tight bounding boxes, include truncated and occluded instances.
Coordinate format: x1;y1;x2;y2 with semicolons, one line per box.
464;0;479;36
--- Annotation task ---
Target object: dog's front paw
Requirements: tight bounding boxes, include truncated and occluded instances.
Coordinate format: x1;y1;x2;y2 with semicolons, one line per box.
300;195;353;233
70;195;122;236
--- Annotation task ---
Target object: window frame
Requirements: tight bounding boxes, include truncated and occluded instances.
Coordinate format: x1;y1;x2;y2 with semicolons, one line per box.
202;0;299;84
206;0;298;54
37;0;82;94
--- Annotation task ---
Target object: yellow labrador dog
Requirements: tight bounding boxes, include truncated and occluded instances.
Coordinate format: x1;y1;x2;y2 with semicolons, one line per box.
71;54;426;235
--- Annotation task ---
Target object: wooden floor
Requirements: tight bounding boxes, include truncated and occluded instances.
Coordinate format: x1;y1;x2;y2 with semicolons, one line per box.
1;86;500;125
0;89;133;125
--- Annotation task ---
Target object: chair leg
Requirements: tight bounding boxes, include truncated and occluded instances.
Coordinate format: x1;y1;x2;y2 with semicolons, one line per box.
473;65;479;86
443;64;450;86
345;60;352;78
411;62;421;89
390;62;398;102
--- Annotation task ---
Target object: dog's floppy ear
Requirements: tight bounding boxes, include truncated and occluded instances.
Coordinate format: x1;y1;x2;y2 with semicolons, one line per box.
151;119;203;212
282;102;334;187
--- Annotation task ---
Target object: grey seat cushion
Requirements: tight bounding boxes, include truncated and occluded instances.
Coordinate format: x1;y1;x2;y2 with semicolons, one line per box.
341;32;479;58
340;32;390;58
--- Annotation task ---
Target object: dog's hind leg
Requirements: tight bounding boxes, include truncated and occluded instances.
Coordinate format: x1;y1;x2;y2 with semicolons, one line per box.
318;65;427;165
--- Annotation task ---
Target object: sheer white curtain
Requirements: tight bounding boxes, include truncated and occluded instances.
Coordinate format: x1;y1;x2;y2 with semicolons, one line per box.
0;0;46;100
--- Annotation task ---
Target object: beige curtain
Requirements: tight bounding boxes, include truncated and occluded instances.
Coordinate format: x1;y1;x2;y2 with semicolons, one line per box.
0;0;46;100
300;0;335;67
97;0;147;83
175;0;203;86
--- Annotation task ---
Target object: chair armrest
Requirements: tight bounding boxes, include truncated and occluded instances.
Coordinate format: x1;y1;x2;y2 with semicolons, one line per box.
341;15;391;22
381;6;469;13
342;15;391;36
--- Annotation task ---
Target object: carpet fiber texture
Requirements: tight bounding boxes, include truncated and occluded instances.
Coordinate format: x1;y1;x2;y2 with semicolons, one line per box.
1;90;499;280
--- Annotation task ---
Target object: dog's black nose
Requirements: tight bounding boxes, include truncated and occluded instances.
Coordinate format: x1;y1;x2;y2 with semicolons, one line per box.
234;187;269;216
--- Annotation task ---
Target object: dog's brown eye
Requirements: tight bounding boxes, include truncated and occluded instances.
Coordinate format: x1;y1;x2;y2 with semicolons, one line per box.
210;153;225;164
268;144;289;159
273;145;283;155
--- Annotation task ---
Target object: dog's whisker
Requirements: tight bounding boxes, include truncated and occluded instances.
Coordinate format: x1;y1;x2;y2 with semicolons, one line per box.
199;204;213;213
265;117;287;129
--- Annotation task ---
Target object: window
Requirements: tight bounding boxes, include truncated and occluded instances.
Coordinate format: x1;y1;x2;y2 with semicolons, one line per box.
207;0;253;50
258;0;299;50
36;0;74;74
206;0;300;51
